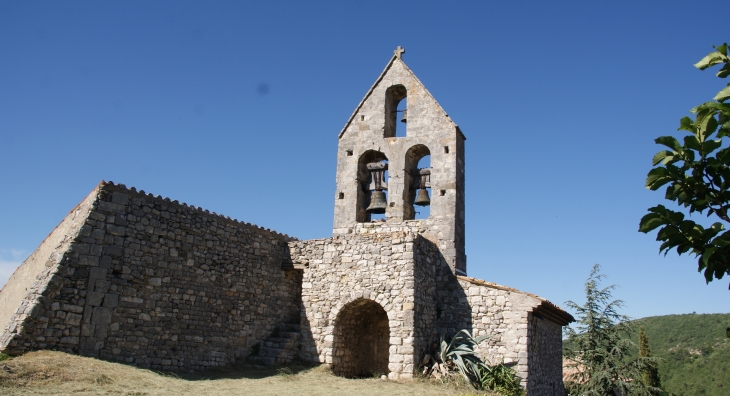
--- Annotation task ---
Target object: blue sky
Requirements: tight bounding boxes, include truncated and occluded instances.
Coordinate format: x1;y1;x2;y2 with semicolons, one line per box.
1;1;728;320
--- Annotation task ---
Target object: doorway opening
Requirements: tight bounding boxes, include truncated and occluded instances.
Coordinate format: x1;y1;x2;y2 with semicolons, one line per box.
332;299;390;378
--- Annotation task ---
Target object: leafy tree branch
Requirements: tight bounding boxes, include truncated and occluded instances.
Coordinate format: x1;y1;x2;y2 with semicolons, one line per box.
640;42;730;284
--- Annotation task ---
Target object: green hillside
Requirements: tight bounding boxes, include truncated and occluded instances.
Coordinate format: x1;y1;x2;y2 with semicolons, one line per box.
631;313;730;396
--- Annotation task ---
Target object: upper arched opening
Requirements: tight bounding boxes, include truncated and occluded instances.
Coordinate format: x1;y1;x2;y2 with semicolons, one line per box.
384;85;407;138
403;144;431;220
357;150;389;223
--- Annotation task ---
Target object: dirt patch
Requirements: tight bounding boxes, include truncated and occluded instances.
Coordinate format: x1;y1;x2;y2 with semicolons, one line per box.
0;351;482;395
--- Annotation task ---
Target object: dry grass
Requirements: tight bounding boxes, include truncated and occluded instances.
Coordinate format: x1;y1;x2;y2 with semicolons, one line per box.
0;351;485;395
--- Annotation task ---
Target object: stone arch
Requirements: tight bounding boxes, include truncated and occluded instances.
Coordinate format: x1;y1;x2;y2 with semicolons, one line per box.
357;150;389;223
332;298;390;378
384;84;407;138
403;144;431;220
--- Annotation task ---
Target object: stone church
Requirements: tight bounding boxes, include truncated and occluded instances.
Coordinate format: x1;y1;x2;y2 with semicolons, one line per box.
0;48;573;395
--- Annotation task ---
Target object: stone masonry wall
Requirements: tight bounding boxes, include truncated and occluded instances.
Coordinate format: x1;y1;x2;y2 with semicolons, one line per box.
527;313;565;395
289;231;418;379
0;182;301;371
458;277;566;393
412;234;438;367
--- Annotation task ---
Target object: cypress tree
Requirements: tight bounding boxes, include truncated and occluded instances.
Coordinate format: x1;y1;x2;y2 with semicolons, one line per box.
639;326;662;390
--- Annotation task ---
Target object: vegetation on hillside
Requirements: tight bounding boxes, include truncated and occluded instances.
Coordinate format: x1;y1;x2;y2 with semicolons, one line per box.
630;313;730;396
565;313;730;395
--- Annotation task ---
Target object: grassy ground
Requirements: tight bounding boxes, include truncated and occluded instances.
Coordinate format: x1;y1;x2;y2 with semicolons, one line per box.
0;351;483;395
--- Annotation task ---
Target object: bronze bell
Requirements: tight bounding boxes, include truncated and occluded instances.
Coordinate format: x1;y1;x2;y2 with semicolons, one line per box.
414;188;430;206
366;190;387;214
400;109;407;123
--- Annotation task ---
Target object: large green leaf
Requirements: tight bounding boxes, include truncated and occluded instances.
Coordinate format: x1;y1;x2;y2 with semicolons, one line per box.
645;168;673;190
718;63;730;78
700;247;717;269
703;139;722;156
655;136;681;151
694;51;725;70
639;213;666;233
678;116;696;133
697;112;719;141
714;85;730;102
683;135;701;151
652;150;674;166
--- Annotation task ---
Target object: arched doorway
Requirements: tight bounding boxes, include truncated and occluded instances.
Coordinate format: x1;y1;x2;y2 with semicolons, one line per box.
332;298;390;378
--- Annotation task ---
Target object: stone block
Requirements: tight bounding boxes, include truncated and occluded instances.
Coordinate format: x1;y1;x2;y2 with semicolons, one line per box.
89;267;107;280
105;245;123;257
81;324;95;337
86;292;105;307
94;325;109;338
103;293;119;308
111;192;129;205
65;313;83;326
107;224;126;236
91;307;112;325
98;201;126;214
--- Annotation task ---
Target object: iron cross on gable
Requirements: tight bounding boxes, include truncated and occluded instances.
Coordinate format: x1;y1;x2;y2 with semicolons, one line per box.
394;46;405;59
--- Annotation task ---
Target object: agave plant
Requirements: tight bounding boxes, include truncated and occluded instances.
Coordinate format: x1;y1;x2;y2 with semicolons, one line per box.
438;329;490;387
421;329;525;396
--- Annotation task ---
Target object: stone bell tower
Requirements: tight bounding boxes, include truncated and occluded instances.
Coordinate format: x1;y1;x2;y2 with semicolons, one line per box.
332;47;467;275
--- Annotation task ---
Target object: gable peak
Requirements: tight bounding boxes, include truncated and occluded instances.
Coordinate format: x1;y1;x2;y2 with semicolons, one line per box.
338;47;460;139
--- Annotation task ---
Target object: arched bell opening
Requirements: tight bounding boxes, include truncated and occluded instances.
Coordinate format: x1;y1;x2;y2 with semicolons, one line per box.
403;144;431;220
357;150;389;223
384;84;407;138
332;299;390;378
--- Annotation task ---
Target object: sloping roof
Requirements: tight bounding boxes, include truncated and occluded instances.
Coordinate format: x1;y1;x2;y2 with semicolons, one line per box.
338;52;466;141
457;275;575;326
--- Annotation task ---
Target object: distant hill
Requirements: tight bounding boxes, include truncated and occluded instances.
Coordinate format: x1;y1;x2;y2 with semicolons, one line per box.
631;313;730;396
564;313;730;395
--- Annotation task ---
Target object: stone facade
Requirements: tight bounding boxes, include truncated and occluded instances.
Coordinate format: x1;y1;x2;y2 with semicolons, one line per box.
0;49;573;394
289;231;423;379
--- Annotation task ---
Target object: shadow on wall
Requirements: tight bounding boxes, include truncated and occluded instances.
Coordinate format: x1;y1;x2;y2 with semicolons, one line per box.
413;235;472;370
414;235;472;371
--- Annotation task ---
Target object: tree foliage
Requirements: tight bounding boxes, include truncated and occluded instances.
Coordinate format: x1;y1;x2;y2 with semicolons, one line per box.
638;326;662;391
639;42;730;284
564;265;659;396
